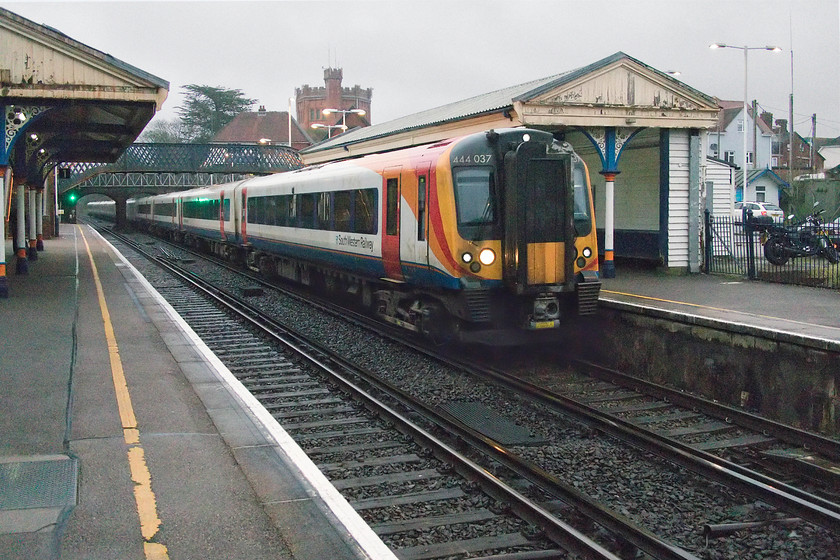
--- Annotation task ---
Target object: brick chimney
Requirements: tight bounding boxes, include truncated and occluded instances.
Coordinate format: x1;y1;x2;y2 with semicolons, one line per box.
760;111;773;128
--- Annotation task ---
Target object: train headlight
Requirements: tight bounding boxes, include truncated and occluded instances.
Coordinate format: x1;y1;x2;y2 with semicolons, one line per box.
478;249;496;266
461;252;473;264
582;247;592;258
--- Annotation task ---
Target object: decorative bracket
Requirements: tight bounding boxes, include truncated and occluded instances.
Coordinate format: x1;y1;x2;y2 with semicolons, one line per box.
3;105;48;166
579;126;644;174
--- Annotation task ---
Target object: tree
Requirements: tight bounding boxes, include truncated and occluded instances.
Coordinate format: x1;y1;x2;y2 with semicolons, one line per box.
176;85;257;142
138;118;188;143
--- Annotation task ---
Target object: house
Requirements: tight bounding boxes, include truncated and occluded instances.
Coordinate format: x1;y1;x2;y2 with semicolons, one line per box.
734;167;790;205
211;106;313;150
815;136;840;170
773;119;824;179
707;100;774;169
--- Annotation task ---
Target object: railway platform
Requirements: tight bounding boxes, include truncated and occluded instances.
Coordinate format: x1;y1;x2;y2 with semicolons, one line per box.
600;266;840;350
0;226;392;560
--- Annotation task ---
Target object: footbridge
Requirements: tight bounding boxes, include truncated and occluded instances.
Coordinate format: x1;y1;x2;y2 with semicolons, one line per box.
61;142;304;225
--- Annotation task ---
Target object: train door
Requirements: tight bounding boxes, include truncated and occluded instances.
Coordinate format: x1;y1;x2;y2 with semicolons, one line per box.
503;142;575;291
381;167;404;281
220;190;227;241
400;164;431;281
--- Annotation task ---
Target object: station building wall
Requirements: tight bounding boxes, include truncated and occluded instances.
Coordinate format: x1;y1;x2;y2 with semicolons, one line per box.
566;128;702;270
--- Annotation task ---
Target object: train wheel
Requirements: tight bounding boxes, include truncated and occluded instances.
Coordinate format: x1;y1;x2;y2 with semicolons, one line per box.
418;302;460;345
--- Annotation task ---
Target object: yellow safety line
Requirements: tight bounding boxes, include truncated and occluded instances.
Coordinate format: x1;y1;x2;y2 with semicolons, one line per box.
602;289;734;312
79;226;170;559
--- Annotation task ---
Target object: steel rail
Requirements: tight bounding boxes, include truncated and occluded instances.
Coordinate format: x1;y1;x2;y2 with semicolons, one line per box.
151;259;622;560
106;226;839;543
438;356;840;533
145;259;702;559
104;230;622;560
574;359;840;462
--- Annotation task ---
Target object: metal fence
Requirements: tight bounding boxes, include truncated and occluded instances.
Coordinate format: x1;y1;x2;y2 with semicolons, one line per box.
704;210;840;289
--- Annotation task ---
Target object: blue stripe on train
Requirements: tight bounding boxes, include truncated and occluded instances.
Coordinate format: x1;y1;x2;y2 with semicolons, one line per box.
183;223;224;240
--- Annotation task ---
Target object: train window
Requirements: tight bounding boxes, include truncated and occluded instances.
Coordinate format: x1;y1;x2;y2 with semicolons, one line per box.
334;191;352;232
317;192;331;229
223;199;231;221
156;202;176;217
299;193;316;229
573;162;592;235
355;188;377;234
525;160;564;243
274;195;291;227
246;197;259;224
386;178;399;236
418;175;427;241
268;196;278;225
453;168;495;227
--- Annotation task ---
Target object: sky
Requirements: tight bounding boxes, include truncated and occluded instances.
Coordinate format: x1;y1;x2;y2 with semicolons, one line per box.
4;0;840;138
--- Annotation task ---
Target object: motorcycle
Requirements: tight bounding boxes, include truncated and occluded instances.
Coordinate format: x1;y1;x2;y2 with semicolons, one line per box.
761;203;839;266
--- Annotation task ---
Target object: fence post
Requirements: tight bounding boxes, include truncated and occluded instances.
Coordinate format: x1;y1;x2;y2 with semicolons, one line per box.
704;209;712;273
745;208;756;279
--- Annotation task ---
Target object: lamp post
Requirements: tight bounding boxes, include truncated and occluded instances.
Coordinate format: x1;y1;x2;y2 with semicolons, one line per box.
710;43;781;197
310;123;347;139
288;96;295;148
321;108;366;130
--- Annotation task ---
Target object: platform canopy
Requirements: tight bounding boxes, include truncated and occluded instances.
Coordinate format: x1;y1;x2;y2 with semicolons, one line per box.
301;52;720;165
1;7;169;183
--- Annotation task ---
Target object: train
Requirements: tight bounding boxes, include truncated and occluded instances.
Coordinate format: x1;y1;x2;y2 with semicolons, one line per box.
121;128;600;344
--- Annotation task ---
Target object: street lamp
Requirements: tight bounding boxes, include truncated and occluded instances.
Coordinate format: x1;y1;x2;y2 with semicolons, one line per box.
311;123;347;139
710;43;781;197
321;108;366;130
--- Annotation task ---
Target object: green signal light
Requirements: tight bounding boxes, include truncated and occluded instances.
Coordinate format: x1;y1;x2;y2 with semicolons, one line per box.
68;193;77;202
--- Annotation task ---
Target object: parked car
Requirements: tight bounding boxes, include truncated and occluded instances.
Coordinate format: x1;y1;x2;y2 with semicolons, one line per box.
733;201;785;224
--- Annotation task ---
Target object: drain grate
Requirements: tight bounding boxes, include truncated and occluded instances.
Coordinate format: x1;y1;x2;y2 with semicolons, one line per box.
0;455;77;511
438;401;548;446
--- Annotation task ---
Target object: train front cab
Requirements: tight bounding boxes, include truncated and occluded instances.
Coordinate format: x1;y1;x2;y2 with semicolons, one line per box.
500;131;601;329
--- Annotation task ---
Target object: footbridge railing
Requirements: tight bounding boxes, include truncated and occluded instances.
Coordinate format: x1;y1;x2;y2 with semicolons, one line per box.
59;142;304;194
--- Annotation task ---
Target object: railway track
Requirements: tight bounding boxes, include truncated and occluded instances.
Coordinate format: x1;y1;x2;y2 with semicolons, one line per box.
99;224;840;558
451;354;840;531
104;227;689;560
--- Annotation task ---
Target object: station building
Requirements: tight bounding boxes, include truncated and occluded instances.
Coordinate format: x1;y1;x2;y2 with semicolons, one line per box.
0;6;168;294
301;53;723;277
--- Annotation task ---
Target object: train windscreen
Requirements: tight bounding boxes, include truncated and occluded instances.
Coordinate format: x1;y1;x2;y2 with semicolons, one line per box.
453;167;498;240
573;162;592;236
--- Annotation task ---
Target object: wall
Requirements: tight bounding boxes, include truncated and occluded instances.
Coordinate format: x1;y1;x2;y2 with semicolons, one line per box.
705;159;735;216
572;306;840;437
568;128;663;261
667;130;691;268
